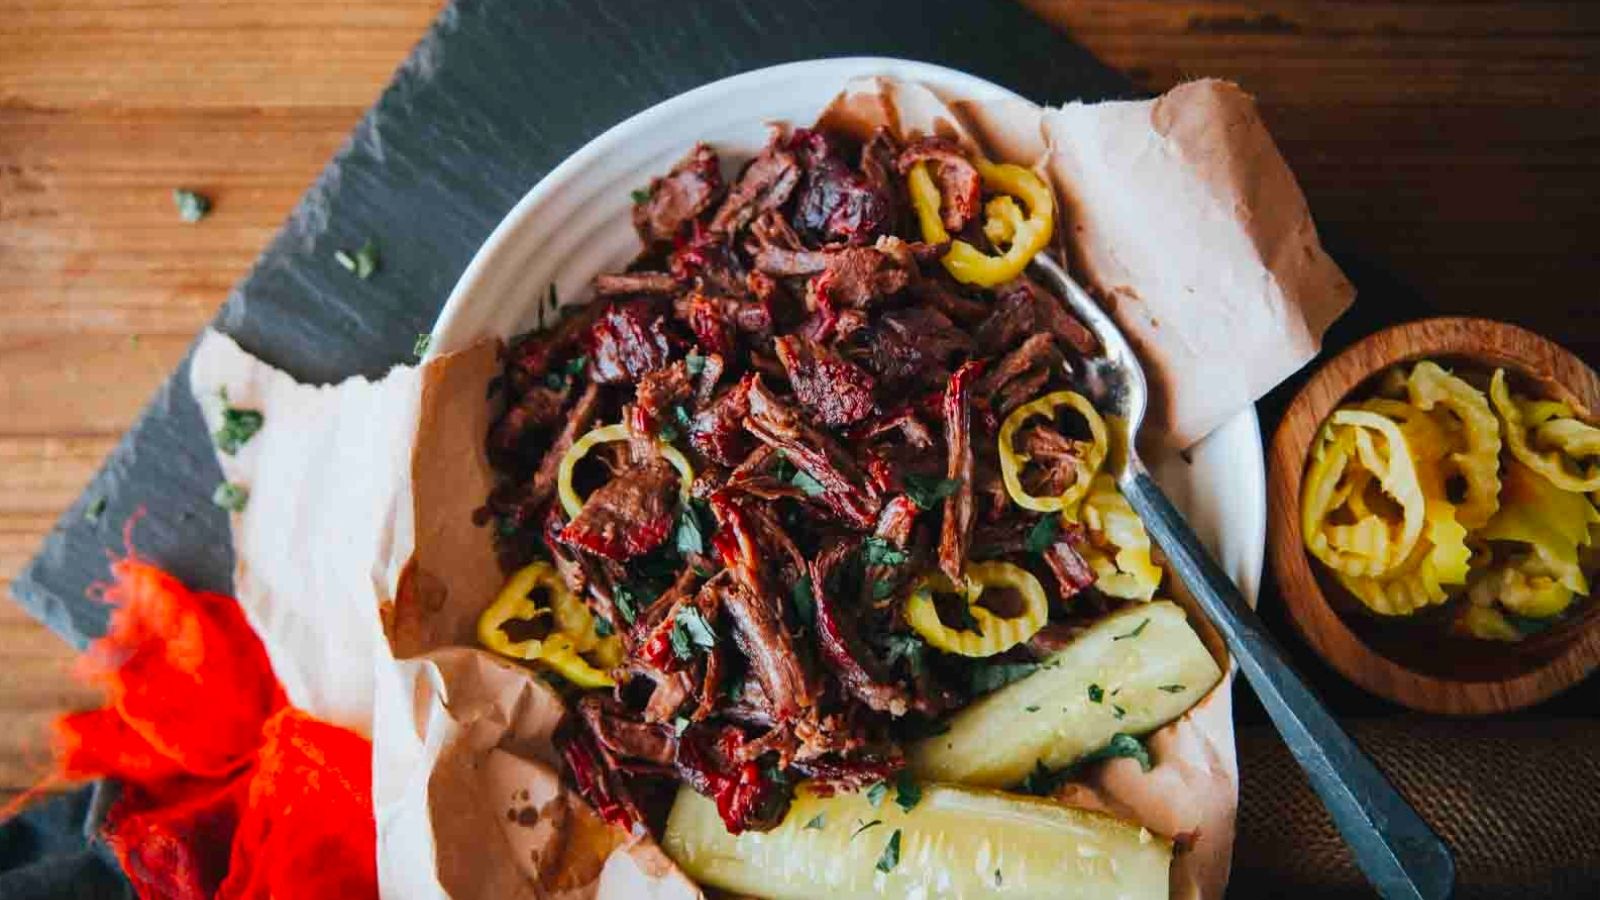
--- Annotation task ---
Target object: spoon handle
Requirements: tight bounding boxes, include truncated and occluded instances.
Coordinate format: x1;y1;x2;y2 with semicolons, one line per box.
1119;464;1455;900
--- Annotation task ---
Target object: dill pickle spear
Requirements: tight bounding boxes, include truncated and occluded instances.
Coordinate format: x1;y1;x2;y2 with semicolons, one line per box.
910;601;1221;788
662;781;1170;899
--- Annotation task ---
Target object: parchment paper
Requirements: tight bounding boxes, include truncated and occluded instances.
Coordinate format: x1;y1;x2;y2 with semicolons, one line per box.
190;75;1353;899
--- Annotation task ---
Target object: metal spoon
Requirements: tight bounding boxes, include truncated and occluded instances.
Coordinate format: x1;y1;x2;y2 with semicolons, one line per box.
1031;255;1455;900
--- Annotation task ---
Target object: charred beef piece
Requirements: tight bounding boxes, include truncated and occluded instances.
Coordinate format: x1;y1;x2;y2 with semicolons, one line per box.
811;543;912;716
579;695;677;771
633;143;723;245
502;301;606;395
671;225;748;299
587;299;676;385
975;331;1064;417
860;128;906;233
635;359;695;434
812;246;910;308
743;378;882;529
526;381;602;512
690;374;756;467
791;754;904;796
678;292;738;359
773;335;877;428
974;276;1099;358
594;271;680;297
896;136;982;231
487;383;569;464
791;129;890;247
1044;530;1096;602
850;305;972;391
748;208;805;254
752;246;830;277
560;456;681;561
710;136;801;235
705;570;815;720
674;723;792;834
938;360;982;583
561;727;645;832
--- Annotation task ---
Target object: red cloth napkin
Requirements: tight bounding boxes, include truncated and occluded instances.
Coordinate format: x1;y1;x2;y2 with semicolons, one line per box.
43;557;377;899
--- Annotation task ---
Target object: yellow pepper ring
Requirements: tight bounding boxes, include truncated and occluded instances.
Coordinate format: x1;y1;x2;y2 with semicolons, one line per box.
1491;369;1600;493
997;391;1108;516
903;561;1049;657
1405;361;1503;529
909;156;1056;289
477;561;619;689
1078;474;1163;601
557;423;695;520
1301;412;1426;579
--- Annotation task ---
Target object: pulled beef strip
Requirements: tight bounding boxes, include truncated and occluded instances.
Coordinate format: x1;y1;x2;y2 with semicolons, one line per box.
896;136;982;232
791;130;890;246
710;138;801;235
812;246;909;308
587;299;676;385
690;374;755;467
679;292;737;359
644;670;694;723
527;382;602;511
852;305;972;391
743;378;882;529
811;543;912;716
774;335;877;428
911;276;989;324
594;271;680;297
635;359;694;431
487;384;568;462
749;208;804;254
1044;531;1096;602
847;407;936;450
939;361;982;583
579;696;677;770
560;456;681;561
975;276;1099;358
975;332;1063;417
561;728;644;832
671;226;749;299
633;143;723;245
503;301;605;395
1017;424;1085;498
859;128;905;231
752;246;830;277
791;755;903;795
709;572;815;720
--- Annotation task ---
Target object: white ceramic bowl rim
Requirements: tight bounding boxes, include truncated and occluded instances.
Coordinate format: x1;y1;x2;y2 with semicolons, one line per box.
427;56;1266;603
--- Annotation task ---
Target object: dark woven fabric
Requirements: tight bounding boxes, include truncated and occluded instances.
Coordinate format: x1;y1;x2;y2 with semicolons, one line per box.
1234;718;1600;898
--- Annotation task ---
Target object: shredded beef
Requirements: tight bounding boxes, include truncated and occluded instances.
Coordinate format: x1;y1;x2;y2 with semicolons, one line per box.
939;360;982;583
743;378;882;529
812;246;909;307
976;276;1099;358
811;543;912;716
560;456;681;561
850;305;972;391
710;136;801;235
633;143;723;246
587;299;675;385
774;335;877;428
594;271;680;297
897;136;982;231
791;130;891;246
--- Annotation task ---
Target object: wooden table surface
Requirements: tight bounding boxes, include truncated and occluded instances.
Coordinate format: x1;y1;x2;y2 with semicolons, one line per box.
1;0;1595;807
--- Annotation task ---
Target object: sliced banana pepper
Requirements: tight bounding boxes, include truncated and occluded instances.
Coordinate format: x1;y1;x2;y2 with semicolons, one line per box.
557;423;695;519
1479;460;1597;598
1490;369;1600;493
1077;474;1163;601
477;561;621;689
1302;411;1426;578
903;561;1049;657
1335;540;1449;617
909;156;1055;288
1405;361;1502;528
997;391;1108;516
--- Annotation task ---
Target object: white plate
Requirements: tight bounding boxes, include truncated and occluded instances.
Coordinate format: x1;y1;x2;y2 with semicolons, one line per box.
428;57;1265;604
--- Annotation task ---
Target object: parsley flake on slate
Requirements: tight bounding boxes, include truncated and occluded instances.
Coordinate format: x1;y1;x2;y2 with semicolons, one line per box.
1113;618;1150;641
789;468;826;497
1024;515;1060;554
850;819;882;840
630;188;651;204
335;239;379;280
893;772;921;812
1158;683;1186;693
1081;733;1153;772
214;407;264;456
413;333;432;359
791;575;816;626
803;813;826;830
84;497;107;523
862;536;907;567
865;781;889;809
902;473;962;510
1087;683;1104;704
875;829;902;874
669;607;716;660
211;482;249;513
173;188;211;223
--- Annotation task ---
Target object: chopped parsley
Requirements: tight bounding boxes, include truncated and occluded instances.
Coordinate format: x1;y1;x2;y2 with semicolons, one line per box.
334;239;379;280
1081;733;1153;772
612;583;641;625
593;616;613;637
995;869;1003;887
685;352;706;376
413;333;432;359
1087;684;1104;704
1025;515;1060;554
1158;683;1187;694
720;673;745;703
211;482;249;512
862;536;907;567
84;497;107;523
672;716;691;736
173;188;211;223
893;772;921;813
902;473;962;510
865;781;889;809
803;813;826;830
881;633;927;677
968;660;1038;695
1113;704;1127;720
850;819;882;840
1024;704;1041;713
788;468;826;497
675;503;707;556
875;829;902;873
871;578;896;601
791;576;816;626
1018;759;1069;797
630;187;651;204
213;407;264;456
1113;618;1150;641
669;607;717;660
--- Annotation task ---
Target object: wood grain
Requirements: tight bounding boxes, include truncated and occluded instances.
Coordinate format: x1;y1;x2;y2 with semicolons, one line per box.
1266;318;1600;714
0;0;1593;802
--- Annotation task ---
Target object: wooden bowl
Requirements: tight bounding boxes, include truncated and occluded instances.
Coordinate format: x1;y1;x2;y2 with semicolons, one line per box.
1268;317;1600;714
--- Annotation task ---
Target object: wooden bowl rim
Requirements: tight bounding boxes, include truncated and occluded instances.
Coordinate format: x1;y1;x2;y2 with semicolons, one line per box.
1267;316;1600;715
